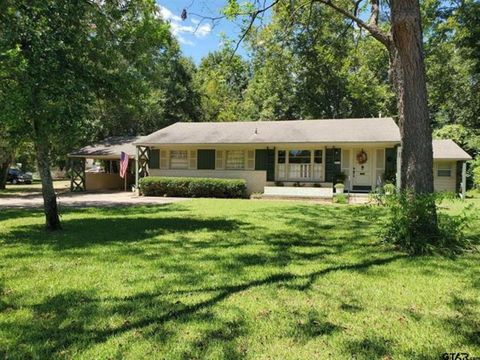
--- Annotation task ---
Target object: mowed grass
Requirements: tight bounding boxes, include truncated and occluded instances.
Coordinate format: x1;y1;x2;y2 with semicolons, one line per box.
0;180;70;197
0;198;479;359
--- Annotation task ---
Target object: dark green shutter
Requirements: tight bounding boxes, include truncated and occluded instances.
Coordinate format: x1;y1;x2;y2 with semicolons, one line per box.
197;149;216;170
255;149;275;181
384;147;397;182
325;148;341;182
149;149;160;169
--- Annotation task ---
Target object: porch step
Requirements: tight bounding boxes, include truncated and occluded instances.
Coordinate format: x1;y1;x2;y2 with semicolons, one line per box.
263;186;333;198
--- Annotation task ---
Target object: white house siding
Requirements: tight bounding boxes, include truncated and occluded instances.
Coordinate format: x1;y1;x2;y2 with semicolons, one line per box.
433;160;457;192
145;145;459;194
149;145;268;194
148;169;267;194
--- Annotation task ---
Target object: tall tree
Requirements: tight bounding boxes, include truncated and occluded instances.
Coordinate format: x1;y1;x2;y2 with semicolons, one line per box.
194;45;250;122
240;4;394;120
0;0;172;229
0;41;26;189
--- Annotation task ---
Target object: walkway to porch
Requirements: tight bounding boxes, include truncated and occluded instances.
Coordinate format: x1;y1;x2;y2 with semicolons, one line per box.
263;186;334;199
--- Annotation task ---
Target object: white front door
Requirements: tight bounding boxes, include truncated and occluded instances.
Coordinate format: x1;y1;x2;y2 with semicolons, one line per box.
352;148;372;187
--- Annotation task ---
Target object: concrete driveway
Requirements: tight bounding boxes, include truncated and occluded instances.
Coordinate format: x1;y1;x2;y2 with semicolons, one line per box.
0;190;188;209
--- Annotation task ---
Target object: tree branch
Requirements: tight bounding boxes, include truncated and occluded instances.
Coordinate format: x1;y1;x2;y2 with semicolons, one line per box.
229;0;281;58
369;0;380;26
313;0;391;46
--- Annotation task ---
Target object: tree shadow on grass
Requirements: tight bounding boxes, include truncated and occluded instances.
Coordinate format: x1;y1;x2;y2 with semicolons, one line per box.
2;216;245;249
343;335;393;359
290;309;341;344
0;255;404;359
444;295;480;347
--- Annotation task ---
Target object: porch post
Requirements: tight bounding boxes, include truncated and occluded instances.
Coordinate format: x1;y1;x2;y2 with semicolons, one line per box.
461;161;467;199
396;146;402;192
135;146;139;195
69;157;74;192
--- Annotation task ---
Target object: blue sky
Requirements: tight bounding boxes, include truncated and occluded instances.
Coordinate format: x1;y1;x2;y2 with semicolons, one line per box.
157;0;248;63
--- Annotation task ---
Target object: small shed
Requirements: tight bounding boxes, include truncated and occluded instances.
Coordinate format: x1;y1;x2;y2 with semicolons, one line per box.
68;136;143;192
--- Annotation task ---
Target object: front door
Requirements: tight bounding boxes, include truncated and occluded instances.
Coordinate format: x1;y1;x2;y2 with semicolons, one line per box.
352;148;372;187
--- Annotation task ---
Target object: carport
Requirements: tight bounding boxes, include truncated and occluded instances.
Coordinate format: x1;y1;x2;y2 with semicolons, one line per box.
68;136;145;192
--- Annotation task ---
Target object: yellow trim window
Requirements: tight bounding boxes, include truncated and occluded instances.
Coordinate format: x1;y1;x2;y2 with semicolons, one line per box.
437;163;452;177
170;150;188;169
226;150;245;169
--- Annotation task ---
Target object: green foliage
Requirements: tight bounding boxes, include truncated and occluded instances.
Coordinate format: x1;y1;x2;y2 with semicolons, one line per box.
424;0;480;131
139;176;247;198
383;183;396;195
0;0;201;161
473;162;480;189
333;194;348;204
381;191;471;255
194;45;250;122
238;3;395;120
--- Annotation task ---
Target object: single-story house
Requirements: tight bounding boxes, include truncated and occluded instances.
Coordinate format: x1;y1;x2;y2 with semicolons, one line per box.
68;136;143;191
133;118;471;196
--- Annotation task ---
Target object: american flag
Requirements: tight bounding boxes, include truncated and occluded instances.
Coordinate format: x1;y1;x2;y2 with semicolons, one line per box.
120;151;129;178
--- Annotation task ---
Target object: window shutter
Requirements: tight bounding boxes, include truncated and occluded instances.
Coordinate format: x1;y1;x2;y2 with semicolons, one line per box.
385;148;397;174
189;150;197;169
197;149;216;170
216;150;224;169
255;149;267;170
148;149;160;169
246;150;254;170
160;150;168;169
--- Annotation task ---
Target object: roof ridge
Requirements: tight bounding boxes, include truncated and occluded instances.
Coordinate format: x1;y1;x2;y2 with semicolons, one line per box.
175;117;394;125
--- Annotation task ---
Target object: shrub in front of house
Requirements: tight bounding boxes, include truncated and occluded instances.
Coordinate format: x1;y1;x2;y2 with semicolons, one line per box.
139;177;247;198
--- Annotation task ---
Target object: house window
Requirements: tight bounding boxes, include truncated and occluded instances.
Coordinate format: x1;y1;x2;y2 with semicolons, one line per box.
170;150;188;169
289;150;311;164
278;150;286;164
437;163;452;177
226;150;245;169
314;150;323;164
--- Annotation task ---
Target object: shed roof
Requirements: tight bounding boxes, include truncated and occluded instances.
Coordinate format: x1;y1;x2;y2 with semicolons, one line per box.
69;136;141;159
432;139;472;160
135;118;401;145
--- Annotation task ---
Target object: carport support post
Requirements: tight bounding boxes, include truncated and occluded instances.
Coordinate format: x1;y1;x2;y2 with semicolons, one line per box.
135;146;140;195
461;161;467;199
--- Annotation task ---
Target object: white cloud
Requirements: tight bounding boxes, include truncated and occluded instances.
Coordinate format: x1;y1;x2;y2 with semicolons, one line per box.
195;23;212;37
157;4;212;46
158;5;181;22
177;35;194;46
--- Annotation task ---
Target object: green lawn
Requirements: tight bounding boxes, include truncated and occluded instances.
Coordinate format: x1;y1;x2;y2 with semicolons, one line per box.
0;180;70;197
0;198;479;359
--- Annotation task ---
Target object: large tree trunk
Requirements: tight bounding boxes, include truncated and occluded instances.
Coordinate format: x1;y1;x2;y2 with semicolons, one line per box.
35;140;61;231
390;0;435;194
0;157;11;190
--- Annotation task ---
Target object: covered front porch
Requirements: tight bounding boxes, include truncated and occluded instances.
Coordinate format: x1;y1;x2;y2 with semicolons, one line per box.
270;145;398;192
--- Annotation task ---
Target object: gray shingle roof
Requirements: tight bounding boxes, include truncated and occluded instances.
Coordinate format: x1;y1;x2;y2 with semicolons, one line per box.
69;136;142;159
135;118;401;145
432;139;472;160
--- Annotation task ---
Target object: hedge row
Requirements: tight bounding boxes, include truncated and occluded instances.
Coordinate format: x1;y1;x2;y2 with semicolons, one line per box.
139;176;247;198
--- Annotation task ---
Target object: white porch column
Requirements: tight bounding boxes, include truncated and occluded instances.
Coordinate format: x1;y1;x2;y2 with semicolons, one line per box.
396;146;402;192
135;146;140;195
461;161;467;199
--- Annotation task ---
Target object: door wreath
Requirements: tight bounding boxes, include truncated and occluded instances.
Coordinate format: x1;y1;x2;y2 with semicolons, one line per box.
356;150;368;164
